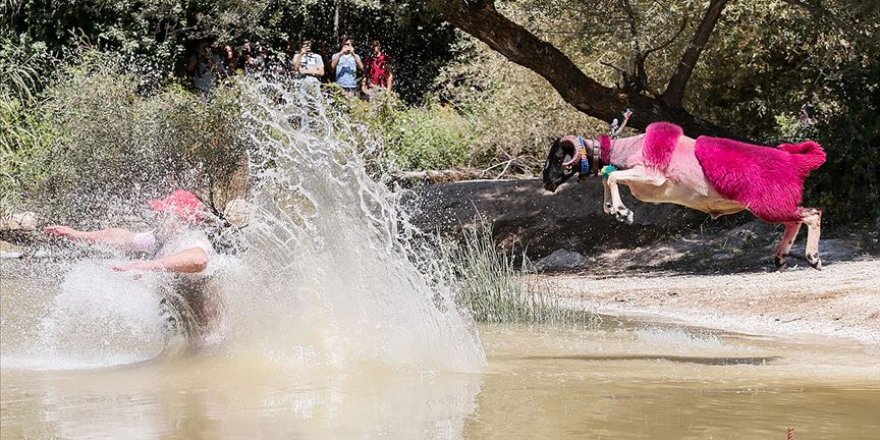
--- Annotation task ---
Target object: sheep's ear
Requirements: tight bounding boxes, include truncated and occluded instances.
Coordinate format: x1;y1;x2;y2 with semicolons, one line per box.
547;137;562;156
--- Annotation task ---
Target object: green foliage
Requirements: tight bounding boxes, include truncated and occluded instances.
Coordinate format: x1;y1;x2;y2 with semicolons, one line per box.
0;96;56;209
1;0;458;103
0;50;248;222
384;104;473;171
0;36;53;101
349;94;475;170
1;0;265;73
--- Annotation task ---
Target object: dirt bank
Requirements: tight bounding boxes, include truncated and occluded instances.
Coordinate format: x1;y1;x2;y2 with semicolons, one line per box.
538;260;880;347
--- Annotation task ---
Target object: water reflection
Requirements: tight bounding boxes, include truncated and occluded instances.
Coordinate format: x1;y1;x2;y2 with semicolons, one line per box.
2;358;483;439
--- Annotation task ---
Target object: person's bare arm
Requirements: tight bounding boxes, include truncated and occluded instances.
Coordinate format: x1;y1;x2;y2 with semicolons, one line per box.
46;226;138;248
355;55;364;71
331;53;341;70
292;54;303;74
113;248;209;274
386;70;394;91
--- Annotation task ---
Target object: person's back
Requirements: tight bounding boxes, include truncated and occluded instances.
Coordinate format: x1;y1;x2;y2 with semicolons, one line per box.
46;189;226;350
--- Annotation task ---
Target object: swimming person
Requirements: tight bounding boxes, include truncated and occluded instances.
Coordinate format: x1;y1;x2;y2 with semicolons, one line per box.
45;189;224;349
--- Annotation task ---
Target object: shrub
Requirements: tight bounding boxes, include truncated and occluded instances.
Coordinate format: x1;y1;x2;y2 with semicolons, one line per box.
0;95;57;210
1;50;248;223
349;93;475;171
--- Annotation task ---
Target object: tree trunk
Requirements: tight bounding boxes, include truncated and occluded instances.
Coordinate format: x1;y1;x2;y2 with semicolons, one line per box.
427;1;735;138
334;0;342;39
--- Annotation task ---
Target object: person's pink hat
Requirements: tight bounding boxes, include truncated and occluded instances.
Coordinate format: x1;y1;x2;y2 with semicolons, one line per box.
148;189;206;222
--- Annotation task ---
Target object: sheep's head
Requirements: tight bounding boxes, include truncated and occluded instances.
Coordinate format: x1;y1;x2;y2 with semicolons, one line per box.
542;137;578;192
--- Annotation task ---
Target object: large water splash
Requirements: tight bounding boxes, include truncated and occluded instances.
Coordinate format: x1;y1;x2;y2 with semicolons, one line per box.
1;78;485;373
222;80;485;372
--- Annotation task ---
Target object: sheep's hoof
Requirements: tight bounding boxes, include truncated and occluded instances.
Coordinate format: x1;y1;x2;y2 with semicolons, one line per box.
807;253;822;270
613;209;631;224
774;255;788;272
604;202;613;214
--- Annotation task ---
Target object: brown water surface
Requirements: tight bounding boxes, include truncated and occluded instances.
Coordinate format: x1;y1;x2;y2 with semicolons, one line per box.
3;322;878;439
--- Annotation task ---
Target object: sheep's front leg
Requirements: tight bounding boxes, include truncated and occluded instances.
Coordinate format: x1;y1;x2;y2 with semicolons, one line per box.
606;166;666;224
602;178;613;214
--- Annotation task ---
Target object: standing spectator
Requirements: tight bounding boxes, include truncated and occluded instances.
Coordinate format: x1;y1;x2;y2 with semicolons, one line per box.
331;36;363;98
187;39;222;93
291;39;325;83
220;44;237;78
362;39;393;99
240;40;266;76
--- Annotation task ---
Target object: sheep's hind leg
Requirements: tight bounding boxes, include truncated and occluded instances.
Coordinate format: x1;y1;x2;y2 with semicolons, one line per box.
801;208;822;270
774;222;802;271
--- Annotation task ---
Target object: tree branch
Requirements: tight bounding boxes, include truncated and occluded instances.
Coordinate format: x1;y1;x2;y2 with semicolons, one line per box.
427;1;733;137
660;0;732;108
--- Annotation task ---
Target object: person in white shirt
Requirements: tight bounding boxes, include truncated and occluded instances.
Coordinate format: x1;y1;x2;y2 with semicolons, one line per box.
292;39;325;82
45;189;224;348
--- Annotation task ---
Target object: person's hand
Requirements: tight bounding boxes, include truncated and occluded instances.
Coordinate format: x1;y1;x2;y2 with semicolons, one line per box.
300;44;310;55
344;44;353;54
112;261;155;272
45;225;78;239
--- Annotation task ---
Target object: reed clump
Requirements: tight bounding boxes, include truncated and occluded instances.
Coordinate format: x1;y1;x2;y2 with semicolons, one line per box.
446;225;593;324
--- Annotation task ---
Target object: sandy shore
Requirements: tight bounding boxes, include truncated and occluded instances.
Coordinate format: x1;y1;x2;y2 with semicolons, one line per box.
539;260;880;347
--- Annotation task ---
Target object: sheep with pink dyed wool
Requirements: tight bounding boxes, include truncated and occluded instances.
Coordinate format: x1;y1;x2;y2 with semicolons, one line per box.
542;120;826;270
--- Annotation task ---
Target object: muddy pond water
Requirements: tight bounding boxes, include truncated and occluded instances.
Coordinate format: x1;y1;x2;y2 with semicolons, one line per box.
3;317;878;439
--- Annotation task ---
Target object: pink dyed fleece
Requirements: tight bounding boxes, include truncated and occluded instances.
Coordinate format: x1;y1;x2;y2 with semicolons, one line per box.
603;122;686;171
694;136;826;223
642;122;683;170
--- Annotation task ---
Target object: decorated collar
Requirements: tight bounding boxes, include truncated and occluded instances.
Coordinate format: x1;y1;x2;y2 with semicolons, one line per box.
576;136;601;177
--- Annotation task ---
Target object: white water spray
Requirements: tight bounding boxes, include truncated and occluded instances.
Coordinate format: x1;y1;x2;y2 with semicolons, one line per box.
222;80;485;372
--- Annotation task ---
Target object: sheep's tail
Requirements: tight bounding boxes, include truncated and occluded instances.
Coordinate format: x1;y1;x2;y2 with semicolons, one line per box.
779;140;826;172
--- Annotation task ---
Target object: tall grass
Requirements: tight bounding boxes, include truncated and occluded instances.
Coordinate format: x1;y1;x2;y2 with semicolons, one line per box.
446;224;594;324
